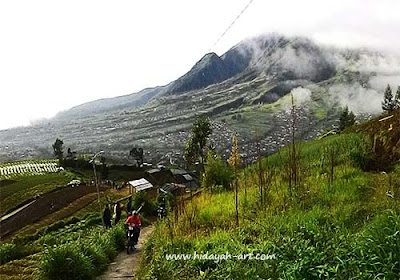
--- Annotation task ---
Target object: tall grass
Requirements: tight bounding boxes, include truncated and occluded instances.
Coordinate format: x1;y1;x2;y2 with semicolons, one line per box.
0;243;39;265
138;132;400;279
40;224;125;280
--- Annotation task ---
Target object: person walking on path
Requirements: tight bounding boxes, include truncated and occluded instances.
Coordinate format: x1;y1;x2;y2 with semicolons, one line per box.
103;204;112;229
126;197;133;214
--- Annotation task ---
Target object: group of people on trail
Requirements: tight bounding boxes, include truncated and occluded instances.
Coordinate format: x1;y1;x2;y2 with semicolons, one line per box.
102;202;123;229
102;197;141;228
102;197;142;246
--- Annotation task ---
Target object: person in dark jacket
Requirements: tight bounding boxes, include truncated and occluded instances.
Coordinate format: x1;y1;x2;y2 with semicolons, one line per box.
103;204;112;229
126;197;132;214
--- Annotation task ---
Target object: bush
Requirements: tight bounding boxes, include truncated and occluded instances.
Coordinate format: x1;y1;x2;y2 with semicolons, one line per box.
108;225;126;250
0;242;39;264
157;192;175;211
202;150;234;190
0;243;22;264
41;244;95;280
79;241;109;272
133;191;157;215
40;224;126;279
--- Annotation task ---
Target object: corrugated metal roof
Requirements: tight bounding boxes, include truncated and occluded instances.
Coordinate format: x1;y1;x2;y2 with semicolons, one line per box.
182;174;193;181
128;178;153;192
160;183;186;194
170;168;188;175
146;168;161;174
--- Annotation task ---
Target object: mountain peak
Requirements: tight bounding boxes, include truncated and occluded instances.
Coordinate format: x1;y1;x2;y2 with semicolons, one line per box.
167;52;232;94
191;52;222;71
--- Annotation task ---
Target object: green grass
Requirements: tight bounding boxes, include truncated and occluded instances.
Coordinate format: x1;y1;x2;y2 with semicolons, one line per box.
0;165;152;280
314;106;328;120
220;108;275;137
1;210;127;280
40;223;125;280
138;132;400;280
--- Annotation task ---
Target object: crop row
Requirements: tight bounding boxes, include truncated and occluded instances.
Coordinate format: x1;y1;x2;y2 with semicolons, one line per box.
0;161;59;178
0;159;58;167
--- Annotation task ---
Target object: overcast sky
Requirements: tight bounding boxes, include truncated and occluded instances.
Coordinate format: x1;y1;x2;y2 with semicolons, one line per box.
1;0;399;130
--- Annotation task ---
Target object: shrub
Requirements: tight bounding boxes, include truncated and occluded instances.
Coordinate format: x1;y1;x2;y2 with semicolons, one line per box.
97;235;118;261
0;243;21;264
40;224;126;279
108;225;126;250
202;150;234;190
41;244;95;280
0;242;39;264
79;241;109;273
133;191;157;215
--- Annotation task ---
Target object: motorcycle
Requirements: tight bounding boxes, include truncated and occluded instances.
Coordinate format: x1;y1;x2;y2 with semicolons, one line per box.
157;206;167;219
126;224;140;254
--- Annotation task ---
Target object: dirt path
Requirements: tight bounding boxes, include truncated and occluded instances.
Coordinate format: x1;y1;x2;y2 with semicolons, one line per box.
98;225;155;280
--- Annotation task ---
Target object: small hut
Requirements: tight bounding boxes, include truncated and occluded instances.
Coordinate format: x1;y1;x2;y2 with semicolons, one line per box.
127;178;154;194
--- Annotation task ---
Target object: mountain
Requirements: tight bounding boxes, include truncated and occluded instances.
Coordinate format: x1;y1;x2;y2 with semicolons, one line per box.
54;35;338;121
1;34;399;163
167;52;234;94
54;86;166;120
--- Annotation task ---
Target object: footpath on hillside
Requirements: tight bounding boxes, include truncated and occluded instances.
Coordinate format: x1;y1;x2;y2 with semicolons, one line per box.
97;224;154;280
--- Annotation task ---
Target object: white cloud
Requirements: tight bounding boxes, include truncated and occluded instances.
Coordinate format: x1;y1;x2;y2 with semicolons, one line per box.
329;83;383;115
291;87;312;105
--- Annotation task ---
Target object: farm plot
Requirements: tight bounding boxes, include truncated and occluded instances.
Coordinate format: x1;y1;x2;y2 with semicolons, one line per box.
0;184;107;239
0;173;72;217
0;160;59;179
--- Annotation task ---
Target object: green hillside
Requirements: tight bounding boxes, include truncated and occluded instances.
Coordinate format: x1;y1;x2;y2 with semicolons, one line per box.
139;112;400;279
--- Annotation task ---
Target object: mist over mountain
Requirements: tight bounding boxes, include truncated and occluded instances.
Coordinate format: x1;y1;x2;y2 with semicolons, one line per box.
1;34;399;163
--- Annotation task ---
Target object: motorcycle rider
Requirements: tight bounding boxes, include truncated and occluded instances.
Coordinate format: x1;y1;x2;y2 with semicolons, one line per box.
125;210;141;245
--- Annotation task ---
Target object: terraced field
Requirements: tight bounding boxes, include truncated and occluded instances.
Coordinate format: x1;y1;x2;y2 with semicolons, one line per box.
0;172;72;217
0;160;59;179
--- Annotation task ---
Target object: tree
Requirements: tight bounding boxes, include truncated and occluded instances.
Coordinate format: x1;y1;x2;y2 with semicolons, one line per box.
395;86;400;110
184;137;199;167
339;106;356;131
202;150;233;191
228;133;241;227
382;84;395;112
52;138;64;162
129;147;144;166
184;118;212;171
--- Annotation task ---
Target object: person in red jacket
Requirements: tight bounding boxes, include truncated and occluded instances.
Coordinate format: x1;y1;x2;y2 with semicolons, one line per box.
125;210;141;245
125;210;141;226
